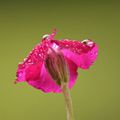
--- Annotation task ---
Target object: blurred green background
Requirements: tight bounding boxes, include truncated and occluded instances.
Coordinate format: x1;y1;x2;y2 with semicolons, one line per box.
0;0;120;120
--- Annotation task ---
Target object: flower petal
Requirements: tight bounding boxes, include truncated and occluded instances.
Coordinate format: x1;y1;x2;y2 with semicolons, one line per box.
27;64;61;93
54;39;98;69
16;44;61;92
16;39;50;83
66;58;78;89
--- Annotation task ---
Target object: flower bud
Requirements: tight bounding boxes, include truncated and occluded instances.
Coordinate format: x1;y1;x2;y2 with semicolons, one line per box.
45;46;69;86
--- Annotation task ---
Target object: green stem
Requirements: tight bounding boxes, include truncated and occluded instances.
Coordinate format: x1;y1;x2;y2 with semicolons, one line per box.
62;83;75;120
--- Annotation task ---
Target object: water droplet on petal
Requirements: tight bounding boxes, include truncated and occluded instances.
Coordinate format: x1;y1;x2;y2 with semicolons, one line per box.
42;34;50;40
87;41;94;47
82;39;94;47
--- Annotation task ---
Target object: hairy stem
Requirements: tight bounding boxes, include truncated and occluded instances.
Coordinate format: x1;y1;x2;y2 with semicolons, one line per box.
62;83;75;120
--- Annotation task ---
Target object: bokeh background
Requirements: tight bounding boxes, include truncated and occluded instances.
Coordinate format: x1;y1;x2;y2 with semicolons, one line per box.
0;0;120;120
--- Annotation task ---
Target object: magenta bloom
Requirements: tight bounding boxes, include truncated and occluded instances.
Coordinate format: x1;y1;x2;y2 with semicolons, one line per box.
16;30;98;93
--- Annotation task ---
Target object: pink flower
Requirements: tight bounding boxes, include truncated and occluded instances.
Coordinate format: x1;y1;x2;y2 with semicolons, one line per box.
15;30;98;93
